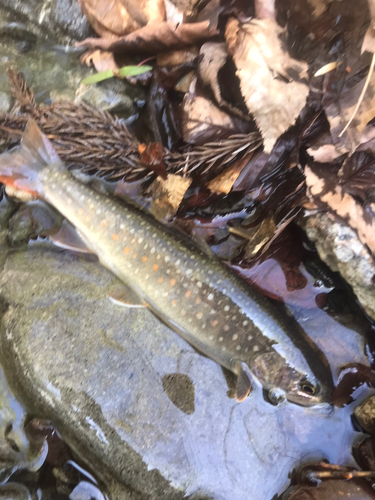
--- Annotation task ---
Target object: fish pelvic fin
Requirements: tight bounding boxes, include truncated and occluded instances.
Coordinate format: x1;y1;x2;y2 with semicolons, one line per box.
235;362;252;402
0;119;64;197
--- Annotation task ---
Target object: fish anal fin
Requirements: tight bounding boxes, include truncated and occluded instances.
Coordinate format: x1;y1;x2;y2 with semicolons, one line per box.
50;220;94;254
235;362;252;402
108;284;147;309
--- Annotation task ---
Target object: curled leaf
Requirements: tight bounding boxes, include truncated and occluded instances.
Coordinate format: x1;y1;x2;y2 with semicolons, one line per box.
225;17;309;153
138;142;167;179
77;20;218;56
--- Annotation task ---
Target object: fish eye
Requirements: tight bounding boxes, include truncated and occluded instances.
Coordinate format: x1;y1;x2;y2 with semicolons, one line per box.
300;381;317;395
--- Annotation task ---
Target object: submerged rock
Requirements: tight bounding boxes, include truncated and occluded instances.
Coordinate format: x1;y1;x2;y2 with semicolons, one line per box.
0;0;92;43
354;396;375;434
0;245;370;500
299;212;375;321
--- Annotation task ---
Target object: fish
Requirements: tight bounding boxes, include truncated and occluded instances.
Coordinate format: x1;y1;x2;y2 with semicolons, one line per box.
0;120;334;406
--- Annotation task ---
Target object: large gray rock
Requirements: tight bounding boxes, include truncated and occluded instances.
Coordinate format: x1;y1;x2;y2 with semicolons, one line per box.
0;245;370;500
0;0;92;43
299;212;375;321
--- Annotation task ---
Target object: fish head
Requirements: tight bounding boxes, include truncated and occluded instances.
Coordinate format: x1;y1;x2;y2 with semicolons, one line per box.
251;352;332;407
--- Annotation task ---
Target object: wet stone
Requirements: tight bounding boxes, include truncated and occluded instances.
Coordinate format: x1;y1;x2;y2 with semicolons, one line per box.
299;212;375;321
354;395;375;434
0;0;92;43
0;245;370;500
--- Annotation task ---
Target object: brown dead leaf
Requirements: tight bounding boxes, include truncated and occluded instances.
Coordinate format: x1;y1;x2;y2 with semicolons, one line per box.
323;63;375;153
305;164;375;254
77;20;218;55
150;174;192;220
138;142;167;179
199;42;228;106
80;49;119;73
206;153;253;195
157;47;199;66
80;0;165;39
362;0;375;53
181;92;241;144
229;217;277;259
225;18;309;153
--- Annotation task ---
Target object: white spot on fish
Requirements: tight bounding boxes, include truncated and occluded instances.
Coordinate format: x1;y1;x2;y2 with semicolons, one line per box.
223;325;229;331
165;256;170;263
219;337;223;342
253;345;259;352
209;335;214;340
120;223;125;230
176;259;180;266
236;345;241;351
224;305;230;312
232;334;238;340
243;320;249;326
232;316;237;321
247;335;253;341
197;282;202;288
96;209;101;215
245;347;249;353
186;269;192;275
207;293;213;300
130;228;135;235
138;237;144;244
151;247;155;254
112;206;116;211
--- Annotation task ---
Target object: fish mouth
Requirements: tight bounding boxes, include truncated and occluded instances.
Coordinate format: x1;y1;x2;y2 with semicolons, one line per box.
286;386;333;407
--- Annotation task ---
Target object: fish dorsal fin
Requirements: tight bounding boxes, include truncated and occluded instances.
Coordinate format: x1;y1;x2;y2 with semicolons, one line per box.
50;220;94;254
108;284;147;308
235;362;252;402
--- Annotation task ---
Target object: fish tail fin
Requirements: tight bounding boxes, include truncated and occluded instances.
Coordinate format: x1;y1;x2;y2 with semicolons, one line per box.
0;119;63;197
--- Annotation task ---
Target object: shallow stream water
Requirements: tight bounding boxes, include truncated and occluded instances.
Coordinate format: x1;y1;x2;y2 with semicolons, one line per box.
0;8;375;500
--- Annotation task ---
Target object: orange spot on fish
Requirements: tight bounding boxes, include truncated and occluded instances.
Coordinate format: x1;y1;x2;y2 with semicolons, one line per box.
158;277;164;283
196;312;203;319
142;256;148;263
100;220;106;226
211;320;219;327
153;264;159;271
78;208;84;215
124;247;130;254
196;298;201;304
133;253;137;259
112;234;119;241
185;291;192;298
172;300;177;306
170;279;176;286
86;215;91;221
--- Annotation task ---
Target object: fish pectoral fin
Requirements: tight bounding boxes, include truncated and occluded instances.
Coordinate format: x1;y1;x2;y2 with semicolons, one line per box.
49;220;94;254
108;284;148;309
235;362;252;402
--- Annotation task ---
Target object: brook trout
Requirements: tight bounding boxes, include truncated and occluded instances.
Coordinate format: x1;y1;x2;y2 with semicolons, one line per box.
0;120;333;406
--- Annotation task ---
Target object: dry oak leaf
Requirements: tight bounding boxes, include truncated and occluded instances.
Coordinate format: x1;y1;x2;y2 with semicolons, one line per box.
77;20;218;55
305;164;375;254
79;0;166;38
181;94;241;145
225;18;309;154
150;174;192;220
80;49;119;72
